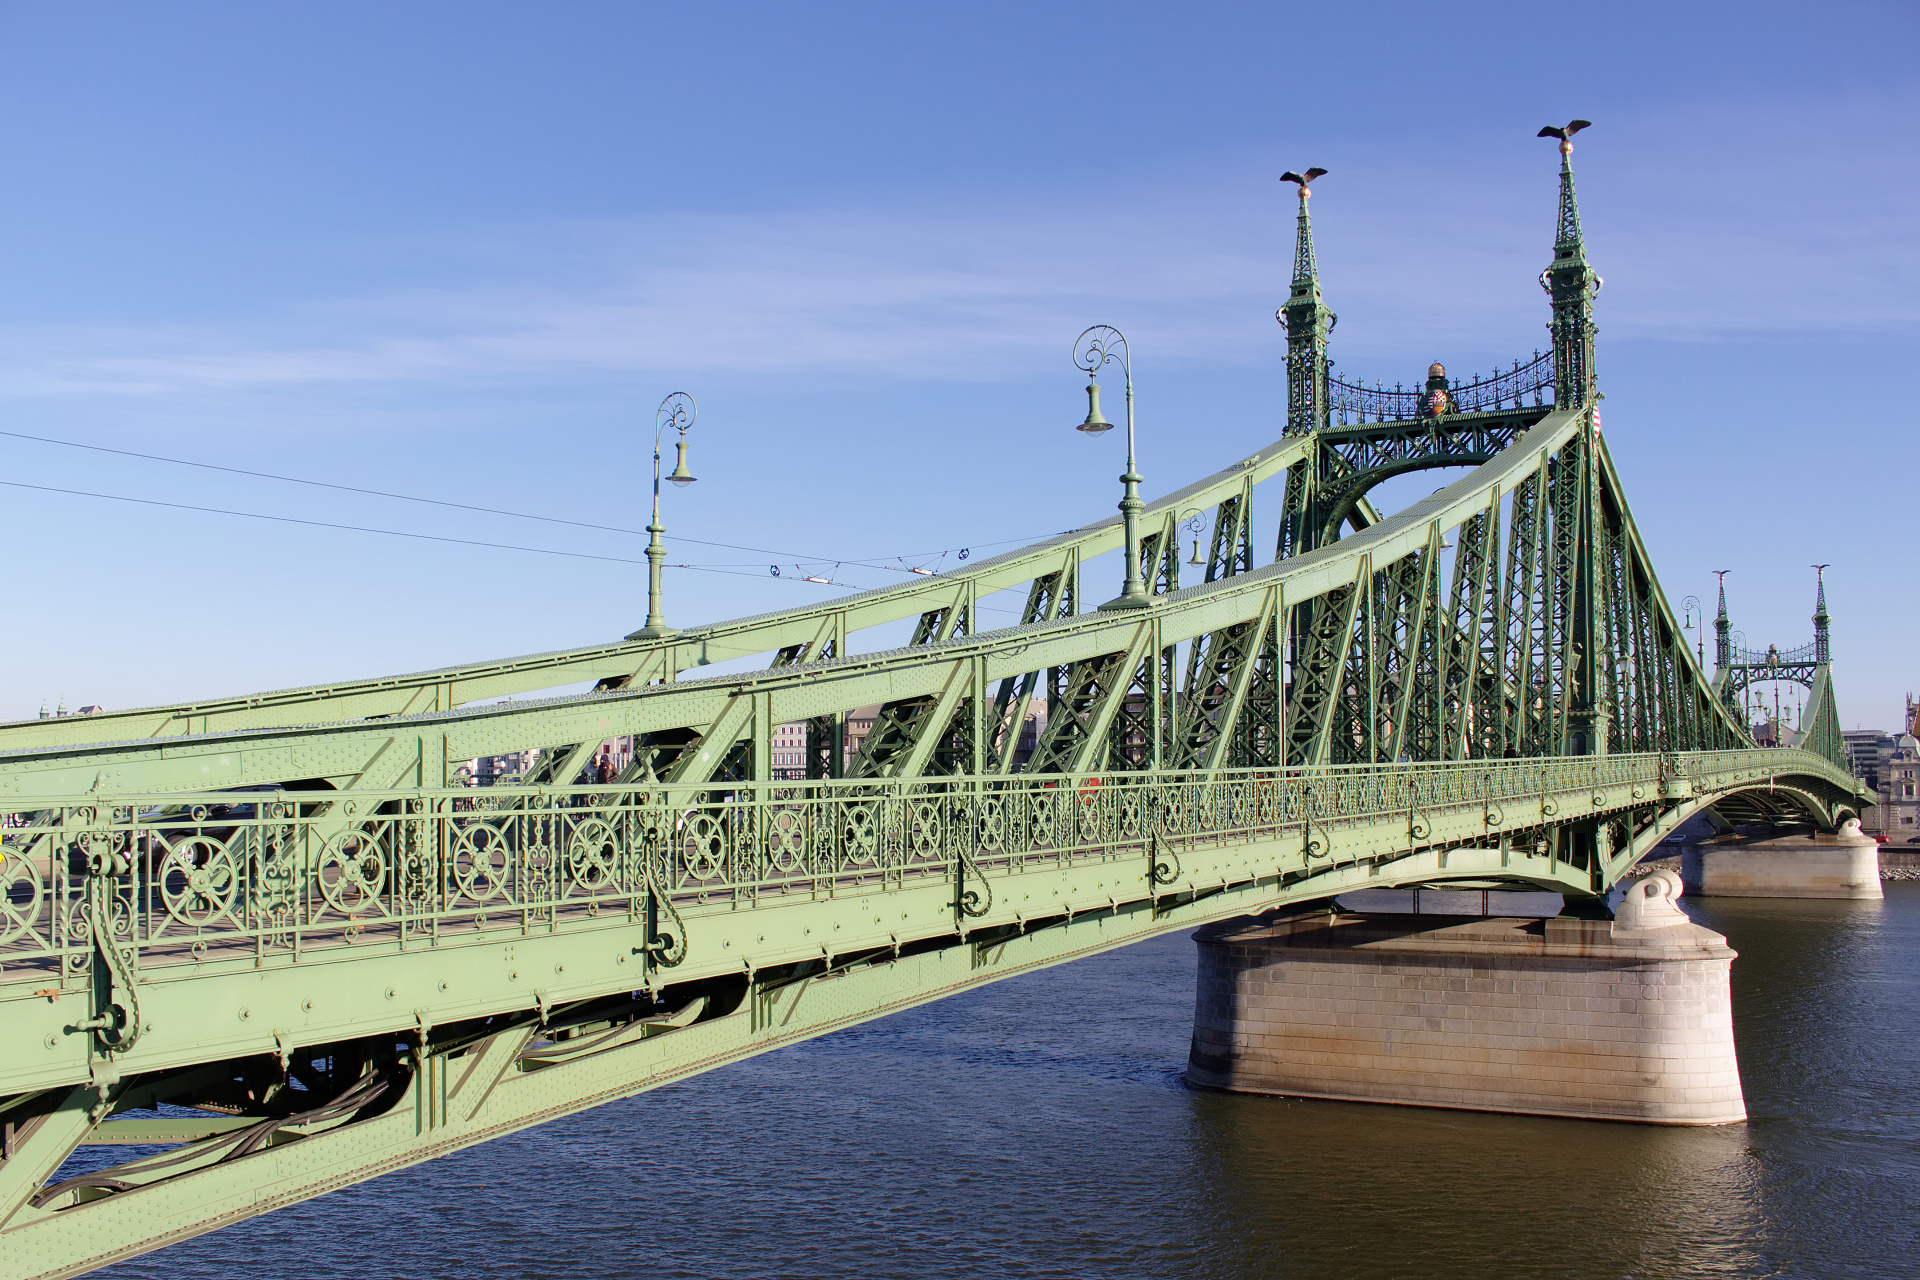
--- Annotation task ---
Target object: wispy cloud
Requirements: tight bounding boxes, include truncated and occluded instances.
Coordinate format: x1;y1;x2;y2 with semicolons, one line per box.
0;99;1911;400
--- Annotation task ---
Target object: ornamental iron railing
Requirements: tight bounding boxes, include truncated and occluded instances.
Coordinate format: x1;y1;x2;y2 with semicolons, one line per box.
0;748;1854;984
1729;642;1819;667
1328;351;1555;425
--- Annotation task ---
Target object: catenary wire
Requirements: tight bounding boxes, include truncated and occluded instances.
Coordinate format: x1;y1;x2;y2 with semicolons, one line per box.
0;479;1018;612
0;427;1055;570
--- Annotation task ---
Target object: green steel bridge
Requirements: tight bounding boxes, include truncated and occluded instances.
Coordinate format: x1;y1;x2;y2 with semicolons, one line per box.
0;127;1869;1277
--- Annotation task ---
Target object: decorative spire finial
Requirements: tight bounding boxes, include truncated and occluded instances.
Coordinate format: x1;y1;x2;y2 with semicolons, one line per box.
1278;168;1334;435
1812;564;1831;664
1280;169;1328;295
1713;569;1731;670
1536;119;1591;249
1537;120;1598;408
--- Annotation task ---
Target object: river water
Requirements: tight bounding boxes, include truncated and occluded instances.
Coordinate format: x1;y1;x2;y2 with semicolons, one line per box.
102;885;1918;1280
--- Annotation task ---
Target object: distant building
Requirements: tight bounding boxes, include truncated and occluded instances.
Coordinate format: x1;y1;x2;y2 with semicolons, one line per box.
1879;734;1920;843
1014;699;1046;766
846;705;881;761
463;749;539;786
763;707;882;779
1858;696;1920;838
772;721;808;775
762;700;1049;779
1844;728;1896;792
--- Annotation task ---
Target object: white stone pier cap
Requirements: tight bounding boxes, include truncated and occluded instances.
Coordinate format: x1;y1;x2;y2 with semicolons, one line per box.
1615;867;1689;932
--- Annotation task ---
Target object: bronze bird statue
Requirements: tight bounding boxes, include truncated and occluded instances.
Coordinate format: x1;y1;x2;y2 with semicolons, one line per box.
1537;120;1591;153
1280;167;1328;196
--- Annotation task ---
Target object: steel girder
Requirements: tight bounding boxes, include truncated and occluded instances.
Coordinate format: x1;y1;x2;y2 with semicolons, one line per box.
0;409;1785;806
0;433;1313;757
1310;411;1543;548
0;744;1863;1278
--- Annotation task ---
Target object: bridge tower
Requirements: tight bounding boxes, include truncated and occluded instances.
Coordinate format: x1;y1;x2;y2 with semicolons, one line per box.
1541;120;1599;407
1279;168;1334;436
1714;571;1732;671
1711;569;1849;775
1535;121;1607;759
1273;168;1334;569
1814;565;1832;664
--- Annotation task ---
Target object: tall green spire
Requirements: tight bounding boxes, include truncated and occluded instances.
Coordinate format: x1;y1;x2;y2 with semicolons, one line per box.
1812;564;1831;664
1537;120;1598;408
1714;569;1732;670
1279;168;1334;435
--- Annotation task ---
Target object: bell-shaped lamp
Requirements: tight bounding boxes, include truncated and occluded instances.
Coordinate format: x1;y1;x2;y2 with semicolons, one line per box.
667;437;698;486
1187;537;1205;566
1076;378;1114;434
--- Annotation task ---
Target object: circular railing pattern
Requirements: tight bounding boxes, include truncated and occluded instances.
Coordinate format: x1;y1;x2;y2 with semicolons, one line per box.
157;836;240;928
318;828;389;917
0;747;1862;977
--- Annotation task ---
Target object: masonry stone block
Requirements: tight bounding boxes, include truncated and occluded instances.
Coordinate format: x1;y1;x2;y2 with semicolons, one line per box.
1681;824;1880;899
1185;873;1745;1125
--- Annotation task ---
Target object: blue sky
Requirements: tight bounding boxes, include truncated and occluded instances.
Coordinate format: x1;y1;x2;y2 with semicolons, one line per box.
1;2;1914;729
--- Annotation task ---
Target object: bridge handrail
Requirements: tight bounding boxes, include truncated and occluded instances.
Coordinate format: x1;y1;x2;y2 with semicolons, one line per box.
0;748;1856;981
1728;641;1820;667
1328;350;1554;424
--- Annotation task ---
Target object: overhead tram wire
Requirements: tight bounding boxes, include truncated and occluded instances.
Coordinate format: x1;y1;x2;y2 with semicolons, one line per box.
0;479;654;566
0;427;1050;574
0;479;1022;614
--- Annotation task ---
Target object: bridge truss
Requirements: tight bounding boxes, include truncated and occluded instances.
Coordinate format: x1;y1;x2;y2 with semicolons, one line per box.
0;131;1869;1277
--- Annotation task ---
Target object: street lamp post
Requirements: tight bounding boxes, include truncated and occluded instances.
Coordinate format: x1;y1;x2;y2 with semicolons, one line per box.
1680;595;1703;667
1072;325;1150;610
634;392;698;639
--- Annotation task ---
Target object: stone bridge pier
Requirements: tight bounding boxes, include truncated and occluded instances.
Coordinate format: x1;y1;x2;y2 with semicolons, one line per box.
1680;820;1881;900
1186;871;1746;1124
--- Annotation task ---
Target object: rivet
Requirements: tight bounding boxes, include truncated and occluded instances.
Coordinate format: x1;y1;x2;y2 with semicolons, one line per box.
44;1034;57;1049
438;980;449;992
509;970;519;981
554;964;565;975
238;1007;251;1021
301;999;313;1012
384;987;396;1001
